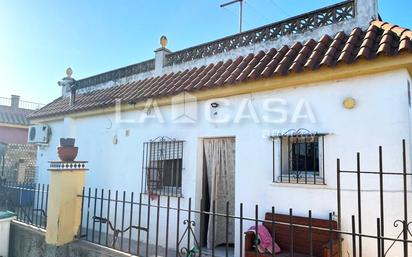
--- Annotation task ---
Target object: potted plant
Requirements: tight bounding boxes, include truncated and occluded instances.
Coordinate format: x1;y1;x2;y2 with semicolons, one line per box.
57;138;78;162
60;138;75;147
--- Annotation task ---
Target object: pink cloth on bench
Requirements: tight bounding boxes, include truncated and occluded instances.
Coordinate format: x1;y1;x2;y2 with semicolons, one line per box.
248;225;282;254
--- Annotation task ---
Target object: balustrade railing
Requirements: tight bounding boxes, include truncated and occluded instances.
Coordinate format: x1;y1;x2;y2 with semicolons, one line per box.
165;1;355;66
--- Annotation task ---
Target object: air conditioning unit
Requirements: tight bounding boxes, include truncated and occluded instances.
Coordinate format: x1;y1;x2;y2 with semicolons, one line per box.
28;124;51;144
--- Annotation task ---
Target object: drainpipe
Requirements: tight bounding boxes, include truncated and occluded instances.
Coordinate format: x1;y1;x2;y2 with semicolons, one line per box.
70;87;76;106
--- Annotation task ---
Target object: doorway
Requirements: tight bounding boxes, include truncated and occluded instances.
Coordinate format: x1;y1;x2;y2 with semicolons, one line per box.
200;137;236;251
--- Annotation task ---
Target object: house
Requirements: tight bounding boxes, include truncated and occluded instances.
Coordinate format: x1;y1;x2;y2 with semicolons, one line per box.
0;95;34;144
28;0;412;256
0;95;43;183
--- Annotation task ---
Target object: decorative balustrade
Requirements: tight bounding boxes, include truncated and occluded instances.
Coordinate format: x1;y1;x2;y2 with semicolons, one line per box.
73;1;354;89
165;0;355;66
76;59;155;89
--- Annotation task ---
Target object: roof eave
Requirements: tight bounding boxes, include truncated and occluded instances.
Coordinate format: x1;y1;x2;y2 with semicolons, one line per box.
29;53;412;124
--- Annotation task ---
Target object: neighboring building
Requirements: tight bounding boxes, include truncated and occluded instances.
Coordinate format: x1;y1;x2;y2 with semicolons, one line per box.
0;95;33;144
29;0;411;256
0;95;43;183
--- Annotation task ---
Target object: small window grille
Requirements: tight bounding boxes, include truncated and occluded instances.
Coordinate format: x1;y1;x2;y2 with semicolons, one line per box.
272;129;326;185
142;137;184;197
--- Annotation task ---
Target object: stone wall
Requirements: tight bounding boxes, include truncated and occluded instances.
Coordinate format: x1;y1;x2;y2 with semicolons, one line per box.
8;222;129;257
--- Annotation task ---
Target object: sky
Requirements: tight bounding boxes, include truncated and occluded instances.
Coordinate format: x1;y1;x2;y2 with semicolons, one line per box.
0;0;411;104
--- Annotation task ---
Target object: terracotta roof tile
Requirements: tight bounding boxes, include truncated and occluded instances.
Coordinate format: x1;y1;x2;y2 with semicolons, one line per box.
217;57;243;86
275;42;303;75
196;61;222;89
399;35;412;52
357;27;377;59
261;45;289;77
29;20;412;120
320;32;347;67
226;53;254;84
248;48;277;80
206;60;232;87
184;63;214;91
372;21;412;39
290;39;317;72
305;35;333;70
161;72;184;95
237;51;265;82
193;62;219;89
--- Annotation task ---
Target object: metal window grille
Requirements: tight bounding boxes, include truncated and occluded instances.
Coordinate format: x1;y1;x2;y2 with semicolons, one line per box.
142;137;184;197
272;129;326;184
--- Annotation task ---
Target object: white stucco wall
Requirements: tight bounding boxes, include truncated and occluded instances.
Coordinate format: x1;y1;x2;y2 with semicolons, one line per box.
36;69;412;256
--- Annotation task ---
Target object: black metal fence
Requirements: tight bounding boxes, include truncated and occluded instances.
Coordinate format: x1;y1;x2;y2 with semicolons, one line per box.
77;140;411;257
0;182;49;229
78;191;411;257
337;140;411;257
0;140;410;257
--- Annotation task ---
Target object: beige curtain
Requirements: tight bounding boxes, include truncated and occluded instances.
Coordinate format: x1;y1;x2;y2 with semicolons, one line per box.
203;137;235;249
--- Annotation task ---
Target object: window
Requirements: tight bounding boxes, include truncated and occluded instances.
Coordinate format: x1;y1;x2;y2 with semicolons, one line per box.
272;129;325;184
290;137;319;174
142;137;184;197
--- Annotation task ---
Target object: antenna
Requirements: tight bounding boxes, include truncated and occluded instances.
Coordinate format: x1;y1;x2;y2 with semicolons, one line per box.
220;0;243;33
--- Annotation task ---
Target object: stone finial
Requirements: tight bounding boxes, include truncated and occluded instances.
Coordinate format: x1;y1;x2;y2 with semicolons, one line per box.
58;68;76;87
66;67;73;78
58;67;77;98
154;36;171;75
160;35;168;48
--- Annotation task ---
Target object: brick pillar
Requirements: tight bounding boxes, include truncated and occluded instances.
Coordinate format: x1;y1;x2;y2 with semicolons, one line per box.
45;161;88;246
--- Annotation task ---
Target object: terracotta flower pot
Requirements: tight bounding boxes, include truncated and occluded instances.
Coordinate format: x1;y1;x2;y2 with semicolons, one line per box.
60;138;75;147
57;146;78;162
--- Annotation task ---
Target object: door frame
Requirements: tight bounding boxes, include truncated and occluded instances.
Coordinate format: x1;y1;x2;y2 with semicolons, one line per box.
195;136;236;248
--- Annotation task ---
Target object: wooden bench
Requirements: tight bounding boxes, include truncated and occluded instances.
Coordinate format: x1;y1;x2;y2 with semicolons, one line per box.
244;212;340;257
